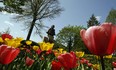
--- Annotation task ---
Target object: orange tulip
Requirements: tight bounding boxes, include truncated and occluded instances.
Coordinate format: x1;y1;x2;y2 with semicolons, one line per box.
80;23;116;56
0;45;20;64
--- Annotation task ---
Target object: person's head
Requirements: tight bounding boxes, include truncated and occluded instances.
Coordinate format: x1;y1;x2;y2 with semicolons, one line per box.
51;25;55;28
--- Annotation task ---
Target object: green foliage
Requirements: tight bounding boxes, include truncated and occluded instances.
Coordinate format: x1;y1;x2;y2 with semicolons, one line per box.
55;25;89;53
0;0;25;14
87;14;100;28
106;9;116;24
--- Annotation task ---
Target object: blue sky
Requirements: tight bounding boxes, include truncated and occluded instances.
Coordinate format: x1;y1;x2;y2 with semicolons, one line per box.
0;0;116;42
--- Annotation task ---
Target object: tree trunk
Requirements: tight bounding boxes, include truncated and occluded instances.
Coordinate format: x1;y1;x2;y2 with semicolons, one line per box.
26;19;36;40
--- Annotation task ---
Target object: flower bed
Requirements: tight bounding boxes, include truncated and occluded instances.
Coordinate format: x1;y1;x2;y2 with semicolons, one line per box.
0;23;116;70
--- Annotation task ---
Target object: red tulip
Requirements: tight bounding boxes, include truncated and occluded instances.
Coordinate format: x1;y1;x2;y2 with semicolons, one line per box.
51;60;62;70
1;34;13;40
80;23;116;56
36;49;42;55
80;58;89;64
112;62;116;68
0;45;20;64
26;57;34;66
57;51;77;70
87;63;92;67
46;50;52;55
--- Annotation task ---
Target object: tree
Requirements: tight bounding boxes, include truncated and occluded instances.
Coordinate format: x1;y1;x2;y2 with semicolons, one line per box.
0;0;63;40
55;25;88;53
106;9;116;24
87;14;100;28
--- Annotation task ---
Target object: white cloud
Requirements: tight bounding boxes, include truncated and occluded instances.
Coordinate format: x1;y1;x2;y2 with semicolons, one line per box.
1;11;8;15
4;21;14;26
1;11;19;16
95;16;101;21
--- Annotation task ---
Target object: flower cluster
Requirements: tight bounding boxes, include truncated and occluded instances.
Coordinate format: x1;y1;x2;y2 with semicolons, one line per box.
0;34;20;65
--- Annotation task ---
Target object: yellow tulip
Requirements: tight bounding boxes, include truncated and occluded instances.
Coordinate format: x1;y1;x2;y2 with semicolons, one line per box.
52;50;58;53
63;51;67;54
0;37;3;43
92;64;100;70
13;37;23;48
39;42;54;51
52;50;59;57
54;53;60;57
75;51;84;57
20;47;25;50
58;48;63;53
33;46;39;51
104;55;112;59
4;38;10;41
5;39;14;47
26;40;32;45
53;49;67;57
4;37;23;48
15;37;23;42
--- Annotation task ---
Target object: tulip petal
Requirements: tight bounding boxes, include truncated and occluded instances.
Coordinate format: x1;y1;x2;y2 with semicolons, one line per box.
93;27;110;56
80;28;97;55
9;48;20;64
0;46;20;64
0;48;12;64
58;54;67;68
70;52;77;68
0;45;7;54
51;60;62;70
107;24;116;54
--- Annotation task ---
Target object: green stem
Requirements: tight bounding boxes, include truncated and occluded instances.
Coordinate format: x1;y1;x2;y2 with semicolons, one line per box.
100;56;105;70
0;64;3;70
